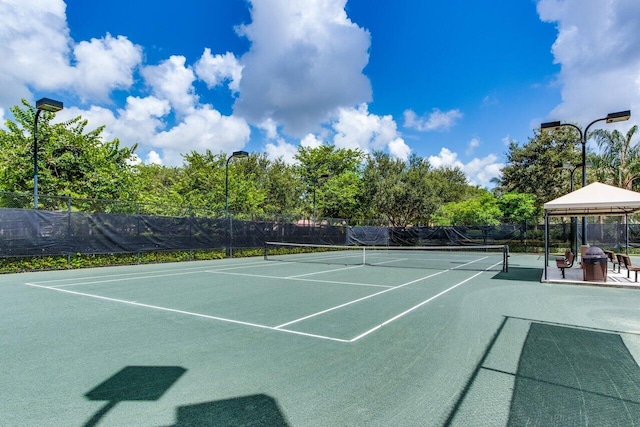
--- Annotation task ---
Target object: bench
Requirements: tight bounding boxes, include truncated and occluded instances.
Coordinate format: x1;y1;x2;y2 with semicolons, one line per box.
616;254;640;282
604;250;620;273
555;250;574;278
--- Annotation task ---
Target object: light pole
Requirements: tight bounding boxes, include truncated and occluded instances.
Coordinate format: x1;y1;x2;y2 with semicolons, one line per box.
561;162;591;256
33;98;63;209
541;110;631;245
225;150;248;257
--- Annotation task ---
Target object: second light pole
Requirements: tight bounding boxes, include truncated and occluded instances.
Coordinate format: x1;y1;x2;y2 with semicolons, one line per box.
541;110;631;245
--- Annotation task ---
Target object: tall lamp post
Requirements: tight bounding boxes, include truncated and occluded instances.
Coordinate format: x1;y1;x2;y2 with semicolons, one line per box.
561;162;591;256
541;110;631;245
225;150;248;257
33;98;63;209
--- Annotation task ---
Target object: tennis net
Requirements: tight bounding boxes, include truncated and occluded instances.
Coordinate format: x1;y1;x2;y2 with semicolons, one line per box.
264;242;509;272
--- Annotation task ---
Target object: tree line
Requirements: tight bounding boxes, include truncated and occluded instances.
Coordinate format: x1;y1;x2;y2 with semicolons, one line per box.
2;100;637;226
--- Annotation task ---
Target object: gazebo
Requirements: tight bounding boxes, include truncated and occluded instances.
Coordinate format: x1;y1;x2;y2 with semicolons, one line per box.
542;182;640;281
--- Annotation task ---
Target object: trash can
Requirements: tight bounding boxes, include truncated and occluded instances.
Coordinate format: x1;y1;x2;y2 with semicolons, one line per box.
582;246;608;282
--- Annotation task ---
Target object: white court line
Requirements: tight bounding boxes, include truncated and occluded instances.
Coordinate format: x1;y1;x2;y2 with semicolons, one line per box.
348;262;502;342
275;257;494;330
285;263;364;278
23;282;350;343
32;260;276;285
275;269;449;328
49;270;211;288
205;270;392;289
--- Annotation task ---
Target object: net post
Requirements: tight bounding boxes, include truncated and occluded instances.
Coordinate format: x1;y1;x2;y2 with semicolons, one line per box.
263;242;268;260
363;246;366;266
503;245;509;272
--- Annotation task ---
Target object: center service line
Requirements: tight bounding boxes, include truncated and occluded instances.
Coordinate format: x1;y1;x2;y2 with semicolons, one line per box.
349;262;502;342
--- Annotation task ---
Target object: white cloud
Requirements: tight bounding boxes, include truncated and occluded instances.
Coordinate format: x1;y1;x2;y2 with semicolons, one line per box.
57;96;170;154
429;148;503;188
146;150;163;165
332;104;410;160
428;148;464;169
195;49;243;93
234;0;372;136
0;1;142;103
403;108;463;132
388;138;411;161
265;139;299;163
72;34;143;101
257;118;279;140
142;56;198;115
464;154;504;188
466;137;480;155
153;106;251;166
301;133;323;149
537;0;640;133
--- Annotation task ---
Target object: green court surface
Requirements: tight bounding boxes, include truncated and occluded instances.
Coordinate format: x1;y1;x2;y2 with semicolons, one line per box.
2;253;640;426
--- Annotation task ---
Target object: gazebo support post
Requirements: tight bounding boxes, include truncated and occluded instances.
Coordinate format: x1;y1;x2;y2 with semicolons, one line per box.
544;211;549;280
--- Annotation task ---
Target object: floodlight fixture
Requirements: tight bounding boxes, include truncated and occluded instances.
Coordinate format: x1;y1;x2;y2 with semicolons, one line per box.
540;121;562;131
605;110;631;123
33;97;63;209
36;97;63;113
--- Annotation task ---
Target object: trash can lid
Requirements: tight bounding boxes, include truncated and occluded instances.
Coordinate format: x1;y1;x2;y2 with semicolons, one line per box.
584;246;605;257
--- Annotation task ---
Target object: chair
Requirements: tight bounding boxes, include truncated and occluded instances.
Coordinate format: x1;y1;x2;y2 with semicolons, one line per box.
604;250;620;273
555;250;574;279
580;245;590;267
616;254;640;282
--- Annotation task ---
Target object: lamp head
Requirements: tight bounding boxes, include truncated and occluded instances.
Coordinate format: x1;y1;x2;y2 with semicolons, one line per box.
605;110;631;123
36;97;63;113
232;150;249;158
540;121;562;132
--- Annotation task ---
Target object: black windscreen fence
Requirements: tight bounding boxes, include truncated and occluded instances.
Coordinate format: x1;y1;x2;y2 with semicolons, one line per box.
0;209;347;257
2;207;640;258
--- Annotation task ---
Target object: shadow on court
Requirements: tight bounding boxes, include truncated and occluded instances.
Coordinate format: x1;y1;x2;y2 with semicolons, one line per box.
172;394;290;427
445;318;640;425
83;366;290;426
84;366;187;426
492;267;542;282
508;323;640;426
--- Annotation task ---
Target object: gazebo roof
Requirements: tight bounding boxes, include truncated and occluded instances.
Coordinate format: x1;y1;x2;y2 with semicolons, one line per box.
543;182;640;216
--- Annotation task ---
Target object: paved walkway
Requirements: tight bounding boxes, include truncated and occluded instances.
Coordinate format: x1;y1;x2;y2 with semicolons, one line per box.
543;261;640;289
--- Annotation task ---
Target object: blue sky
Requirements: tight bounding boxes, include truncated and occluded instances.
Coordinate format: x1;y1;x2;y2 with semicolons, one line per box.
1;0;639;187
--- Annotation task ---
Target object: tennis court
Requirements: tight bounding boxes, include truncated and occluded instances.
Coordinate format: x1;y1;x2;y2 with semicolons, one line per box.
3;250;640;426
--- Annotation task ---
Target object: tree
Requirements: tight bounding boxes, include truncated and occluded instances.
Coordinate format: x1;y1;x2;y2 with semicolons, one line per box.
295;145;364;219
497;129;582;207
498;192;540;224
0;100;138;208
257;156;303;216
591;125;639;190
359;152;471;226
132;164;185;214
432;192;503;226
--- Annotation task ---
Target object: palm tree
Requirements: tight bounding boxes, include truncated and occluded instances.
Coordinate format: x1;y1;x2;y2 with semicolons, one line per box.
591;125;639;190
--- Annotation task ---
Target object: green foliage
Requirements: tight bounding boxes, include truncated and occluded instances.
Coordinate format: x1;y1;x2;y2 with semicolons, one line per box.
0;250;226;273
359;152;469;226
591;125;640;190
433;192;503;226
0;99;138;205
497;129;581;206
295;145;364;219
498;192;540;224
